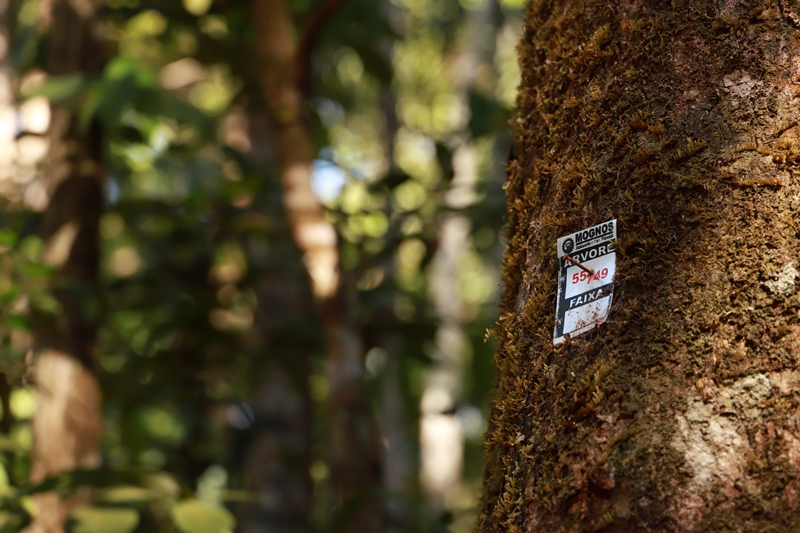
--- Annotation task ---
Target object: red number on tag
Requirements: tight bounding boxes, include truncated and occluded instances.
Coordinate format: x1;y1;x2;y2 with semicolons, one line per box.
572;267;610;285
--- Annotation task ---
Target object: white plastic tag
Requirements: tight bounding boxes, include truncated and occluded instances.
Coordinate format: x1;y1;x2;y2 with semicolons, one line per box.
553;220;617;344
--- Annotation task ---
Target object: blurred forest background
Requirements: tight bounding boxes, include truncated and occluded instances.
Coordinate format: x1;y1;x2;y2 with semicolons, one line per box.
0;0;522;531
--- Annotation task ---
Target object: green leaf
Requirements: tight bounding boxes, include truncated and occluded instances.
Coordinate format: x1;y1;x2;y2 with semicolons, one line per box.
104;57;157;88
19;236;44;263
7;315;29;331
78;83;105;133
98;486;158;503
19;264;56;277
97;77;138;130
69;507;139;533
25;74;86;102
1;288;18;304
0;229;17;247
171;500;235;533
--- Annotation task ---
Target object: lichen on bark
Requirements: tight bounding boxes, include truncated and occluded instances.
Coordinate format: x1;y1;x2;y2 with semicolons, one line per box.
478;0;800;531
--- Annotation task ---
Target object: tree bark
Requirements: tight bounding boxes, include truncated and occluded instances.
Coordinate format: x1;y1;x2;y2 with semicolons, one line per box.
250;1;382;530
27;1;106;531
236;108;315;533
239;358;313;533
479;1;800;531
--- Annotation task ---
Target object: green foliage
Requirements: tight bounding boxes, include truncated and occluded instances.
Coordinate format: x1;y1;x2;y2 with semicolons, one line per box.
171;500;235;533
0;0;523;531
69;507;140;533
24;73;87;102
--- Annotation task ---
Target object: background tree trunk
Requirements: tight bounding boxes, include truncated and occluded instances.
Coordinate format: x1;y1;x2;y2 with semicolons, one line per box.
250;1;382;530
479;1;800;531
236;107;315;533
28;1;105;531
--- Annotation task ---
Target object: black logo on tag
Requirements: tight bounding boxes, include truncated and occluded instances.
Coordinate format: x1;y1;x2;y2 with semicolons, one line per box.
563;238;575;254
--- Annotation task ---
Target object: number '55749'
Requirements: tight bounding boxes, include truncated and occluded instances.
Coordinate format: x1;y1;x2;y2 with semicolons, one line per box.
572;267;609;285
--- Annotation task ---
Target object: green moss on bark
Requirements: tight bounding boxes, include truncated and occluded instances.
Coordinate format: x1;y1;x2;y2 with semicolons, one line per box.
479;1;800;531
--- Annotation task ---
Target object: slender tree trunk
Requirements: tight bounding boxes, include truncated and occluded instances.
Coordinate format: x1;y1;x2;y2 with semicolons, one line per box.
479;1;800;531
239;353;313;533
236;108;314;533
378;335;413;531
420;2;500;516
422;216;469;516
250;1;382;530
27;1;105;531
0;0;21;202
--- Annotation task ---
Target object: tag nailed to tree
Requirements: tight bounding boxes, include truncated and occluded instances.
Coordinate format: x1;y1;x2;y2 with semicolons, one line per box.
553;220;617;344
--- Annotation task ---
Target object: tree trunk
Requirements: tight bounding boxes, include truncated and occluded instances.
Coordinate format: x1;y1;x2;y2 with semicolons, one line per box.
239;357;313;533
236;108;314;533
479;1;800;531
27;1;105;531
250;1;382;530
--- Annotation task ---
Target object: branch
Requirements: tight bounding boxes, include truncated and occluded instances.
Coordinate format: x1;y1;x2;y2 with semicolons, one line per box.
297;0;347;95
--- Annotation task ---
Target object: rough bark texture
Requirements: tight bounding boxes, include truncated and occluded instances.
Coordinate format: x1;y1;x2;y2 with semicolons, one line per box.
28;1;105;531
479;1;800;531
250;1;382;530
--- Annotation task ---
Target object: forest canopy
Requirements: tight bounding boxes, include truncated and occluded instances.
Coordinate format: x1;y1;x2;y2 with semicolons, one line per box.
0;0;521;531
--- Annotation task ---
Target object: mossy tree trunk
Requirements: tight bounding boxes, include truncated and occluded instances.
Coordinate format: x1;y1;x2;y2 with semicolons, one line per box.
479;1;800;531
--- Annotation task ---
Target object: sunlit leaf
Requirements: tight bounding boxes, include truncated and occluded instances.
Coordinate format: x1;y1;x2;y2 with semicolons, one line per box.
127;10;167;37
98;485;158;503
25;74;86;101
138;406;186;445
19;236;44;263
143;473;181;498
10;424;32;452
9;389;36;419
183;0;212;16
105;57;157;87
69;507;140;533
171;500;235;533
0;229;17;247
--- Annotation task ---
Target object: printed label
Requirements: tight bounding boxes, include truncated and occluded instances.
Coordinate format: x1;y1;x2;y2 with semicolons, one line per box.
553;220;617;344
